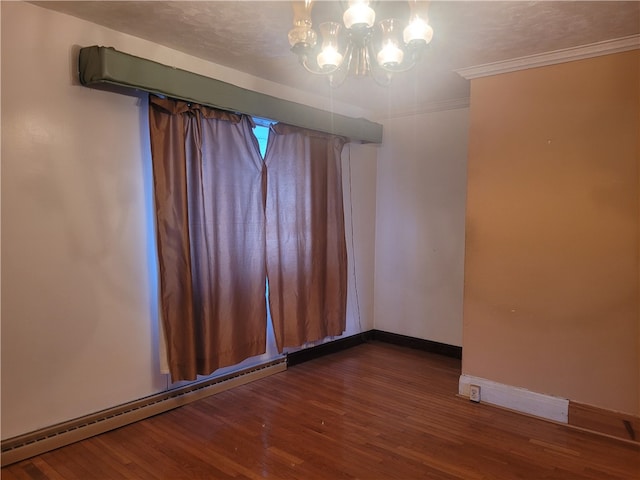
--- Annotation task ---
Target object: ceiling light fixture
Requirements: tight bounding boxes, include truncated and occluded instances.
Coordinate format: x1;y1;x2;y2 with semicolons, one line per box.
288;0;434;87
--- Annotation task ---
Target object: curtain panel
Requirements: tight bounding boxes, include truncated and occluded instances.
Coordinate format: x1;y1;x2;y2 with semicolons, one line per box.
265;124;348;352
149;96;267;381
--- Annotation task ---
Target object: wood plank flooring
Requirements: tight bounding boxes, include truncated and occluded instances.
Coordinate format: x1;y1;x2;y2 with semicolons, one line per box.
3;342;639;479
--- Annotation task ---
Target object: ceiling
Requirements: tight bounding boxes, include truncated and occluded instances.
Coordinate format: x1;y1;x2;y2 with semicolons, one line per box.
35;1;640;117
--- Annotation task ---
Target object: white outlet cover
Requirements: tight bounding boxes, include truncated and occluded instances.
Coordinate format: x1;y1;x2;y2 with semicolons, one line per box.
470;385;481;402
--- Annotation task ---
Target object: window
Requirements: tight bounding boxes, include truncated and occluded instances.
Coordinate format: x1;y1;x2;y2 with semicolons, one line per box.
149;97;347;381
252;118;271;159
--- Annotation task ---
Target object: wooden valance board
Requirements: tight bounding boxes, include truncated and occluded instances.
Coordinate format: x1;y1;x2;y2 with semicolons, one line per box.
78;46;383;144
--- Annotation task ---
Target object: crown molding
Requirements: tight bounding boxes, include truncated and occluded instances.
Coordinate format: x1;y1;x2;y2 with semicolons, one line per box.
456;34;640;80
376;96;470;120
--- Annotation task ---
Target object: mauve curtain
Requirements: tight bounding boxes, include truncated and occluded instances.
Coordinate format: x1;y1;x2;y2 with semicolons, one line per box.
265;123;348;352
149;96;266;381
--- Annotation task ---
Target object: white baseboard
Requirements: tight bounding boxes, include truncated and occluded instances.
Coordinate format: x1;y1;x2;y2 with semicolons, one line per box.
459;374;569;423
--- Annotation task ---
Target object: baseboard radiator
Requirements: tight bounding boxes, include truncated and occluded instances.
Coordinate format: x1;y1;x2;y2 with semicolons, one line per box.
1;359;287;467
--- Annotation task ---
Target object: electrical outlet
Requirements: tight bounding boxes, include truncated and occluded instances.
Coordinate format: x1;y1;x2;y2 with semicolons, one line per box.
469;385;481;403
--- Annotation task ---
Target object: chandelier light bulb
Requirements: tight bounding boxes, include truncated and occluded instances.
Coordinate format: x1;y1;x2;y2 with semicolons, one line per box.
288;1;433;86
343;0;375;29
317;45;344;69
403;16;434;44
317;22;344;69
377;41;404;67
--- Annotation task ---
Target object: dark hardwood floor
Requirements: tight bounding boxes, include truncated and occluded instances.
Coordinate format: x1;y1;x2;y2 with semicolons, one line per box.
3;342;639;479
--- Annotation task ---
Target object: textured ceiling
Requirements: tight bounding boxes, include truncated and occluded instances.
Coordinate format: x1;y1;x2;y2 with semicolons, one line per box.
34;1;640;116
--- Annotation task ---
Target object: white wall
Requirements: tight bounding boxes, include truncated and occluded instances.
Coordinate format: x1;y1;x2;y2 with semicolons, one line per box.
343;144;378;335
1;2;377;439
373;108;469;346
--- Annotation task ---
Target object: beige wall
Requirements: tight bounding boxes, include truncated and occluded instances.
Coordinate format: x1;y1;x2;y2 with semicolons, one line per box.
1;2;378;439
463;51;640;414
374;108;468;346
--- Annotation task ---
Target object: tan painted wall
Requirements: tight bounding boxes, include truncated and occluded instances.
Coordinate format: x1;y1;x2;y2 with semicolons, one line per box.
463;51;640;414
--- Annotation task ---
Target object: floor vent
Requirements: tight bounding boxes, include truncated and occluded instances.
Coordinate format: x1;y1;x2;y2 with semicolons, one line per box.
1;359;287;466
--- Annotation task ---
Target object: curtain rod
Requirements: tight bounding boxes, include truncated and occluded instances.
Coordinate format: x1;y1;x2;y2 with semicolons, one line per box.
78;46;383;144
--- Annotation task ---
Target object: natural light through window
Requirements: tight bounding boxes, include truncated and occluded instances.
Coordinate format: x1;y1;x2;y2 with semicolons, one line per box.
253;119;271;158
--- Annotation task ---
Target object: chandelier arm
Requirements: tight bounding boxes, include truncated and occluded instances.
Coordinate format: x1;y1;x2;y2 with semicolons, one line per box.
369;64;393;86
297;56;349;87
375;44;427;73
371;73;392;87
377;58;417;73
297;55;339;75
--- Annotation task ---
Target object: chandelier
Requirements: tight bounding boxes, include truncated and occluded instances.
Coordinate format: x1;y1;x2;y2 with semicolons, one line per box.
288;0;434;86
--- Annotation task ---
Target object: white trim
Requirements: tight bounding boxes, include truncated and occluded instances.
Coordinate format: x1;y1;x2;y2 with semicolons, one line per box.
459;374;569;424
456;34;640;80
375;97;470;119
